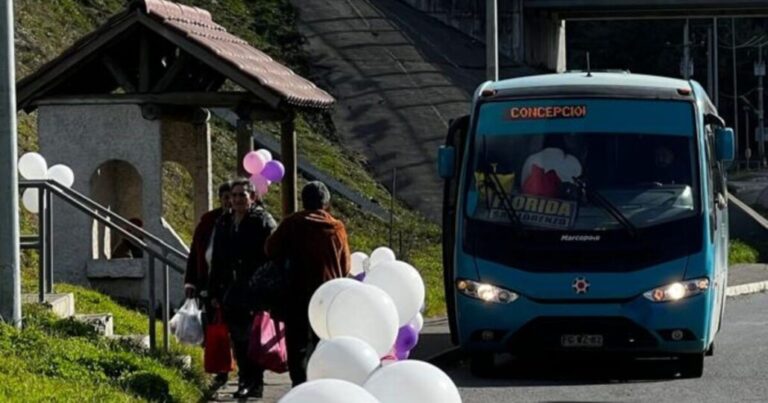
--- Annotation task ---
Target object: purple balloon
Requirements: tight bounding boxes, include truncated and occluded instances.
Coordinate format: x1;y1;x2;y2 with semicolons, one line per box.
261;160;285;182
395;324;419;353
394;348;410;360
353;272;366;282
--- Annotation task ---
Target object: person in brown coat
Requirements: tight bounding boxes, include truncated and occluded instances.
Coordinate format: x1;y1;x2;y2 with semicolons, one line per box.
265;181;351;386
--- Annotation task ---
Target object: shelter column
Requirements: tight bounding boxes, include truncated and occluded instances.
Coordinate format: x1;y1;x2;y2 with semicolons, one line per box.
281;113;297;216
236;117;253;178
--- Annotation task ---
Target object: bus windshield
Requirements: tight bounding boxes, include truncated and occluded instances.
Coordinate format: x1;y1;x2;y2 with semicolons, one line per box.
466;99;699;232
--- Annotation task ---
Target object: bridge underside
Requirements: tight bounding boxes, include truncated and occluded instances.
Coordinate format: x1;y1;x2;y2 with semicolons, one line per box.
527;1;768;19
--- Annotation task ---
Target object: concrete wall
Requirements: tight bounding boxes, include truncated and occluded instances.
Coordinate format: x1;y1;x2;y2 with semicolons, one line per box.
38;103;201;307
161;119;212;224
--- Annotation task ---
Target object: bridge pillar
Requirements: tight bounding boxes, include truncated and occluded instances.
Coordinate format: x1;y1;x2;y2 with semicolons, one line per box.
522;12;566;72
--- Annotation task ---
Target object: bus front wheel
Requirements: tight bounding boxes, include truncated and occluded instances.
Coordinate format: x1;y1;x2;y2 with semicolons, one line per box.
678;353;704;378
469;352;495;377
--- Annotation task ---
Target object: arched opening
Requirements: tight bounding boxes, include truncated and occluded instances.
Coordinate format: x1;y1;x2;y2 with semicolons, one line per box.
162;161;194;245
90;160;143;259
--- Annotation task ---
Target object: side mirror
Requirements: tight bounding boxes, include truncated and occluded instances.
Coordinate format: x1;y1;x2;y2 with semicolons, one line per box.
438;145;456;179
715;127;735;162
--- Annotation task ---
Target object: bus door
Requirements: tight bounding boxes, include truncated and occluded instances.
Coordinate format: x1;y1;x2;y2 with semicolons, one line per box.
441;115;469;345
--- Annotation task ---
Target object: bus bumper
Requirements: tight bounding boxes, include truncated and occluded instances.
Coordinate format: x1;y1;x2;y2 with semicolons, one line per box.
456;291;709;355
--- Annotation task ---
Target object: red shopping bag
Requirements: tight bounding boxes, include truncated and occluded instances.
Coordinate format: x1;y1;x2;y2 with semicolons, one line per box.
248;311;288;373
204;309;235;374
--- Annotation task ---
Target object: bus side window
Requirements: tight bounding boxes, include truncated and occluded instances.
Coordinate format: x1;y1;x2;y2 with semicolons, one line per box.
705;125;725;235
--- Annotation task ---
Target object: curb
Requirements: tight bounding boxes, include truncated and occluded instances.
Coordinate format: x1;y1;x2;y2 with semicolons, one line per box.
726;281;768;297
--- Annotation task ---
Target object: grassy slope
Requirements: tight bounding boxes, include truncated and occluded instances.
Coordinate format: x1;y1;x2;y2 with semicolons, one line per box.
1;298;205;402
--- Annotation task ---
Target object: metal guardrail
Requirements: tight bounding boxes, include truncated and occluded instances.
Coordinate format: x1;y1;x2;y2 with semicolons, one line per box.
19;179;188;351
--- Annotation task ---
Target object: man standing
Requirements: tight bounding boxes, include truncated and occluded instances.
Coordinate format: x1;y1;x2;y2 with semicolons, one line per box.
265;181;351;386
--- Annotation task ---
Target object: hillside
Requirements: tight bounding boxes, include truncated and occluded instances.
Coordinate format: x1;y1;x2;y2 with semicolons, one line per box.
15;0;445;316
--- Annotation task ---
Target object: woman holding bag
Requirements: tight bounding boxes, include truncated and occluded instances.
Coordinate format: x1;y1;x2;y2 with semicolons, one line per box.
209;178;276;399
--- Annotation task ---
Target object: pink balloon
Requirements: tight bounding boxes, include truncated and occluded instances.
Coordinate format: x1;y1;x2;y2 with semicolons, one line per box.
250;174;270;196
261;160;285;182
243;151;266;175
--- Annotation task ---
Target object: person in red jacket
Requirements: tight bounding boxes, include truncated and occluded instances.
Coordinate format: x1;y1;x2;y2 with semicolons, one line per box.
183;181;231;388
184;181;232;299
265;181;351;386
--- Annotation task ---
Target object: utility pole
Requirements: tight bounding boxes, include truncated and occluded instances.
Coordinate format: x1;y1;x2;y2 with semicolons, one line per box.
486;0;498;81
682;19;691;79
0;0;21;328
732;18;740;165
713;17;719;108
757;44;765;166
707;26;714;96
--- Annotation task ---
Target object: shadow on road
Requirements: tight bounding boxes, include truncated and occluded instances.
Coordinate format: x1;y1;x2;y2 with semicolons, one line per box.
446;354;692;388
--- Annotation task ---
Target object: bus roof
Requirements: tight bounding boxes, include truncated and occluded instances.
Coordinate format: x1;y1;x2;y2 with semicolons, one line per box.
487;72;692;93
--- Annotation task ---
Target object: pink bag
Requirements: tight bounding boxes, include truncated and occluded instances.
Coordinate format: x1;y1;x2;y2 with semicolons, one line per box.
248;311;288;373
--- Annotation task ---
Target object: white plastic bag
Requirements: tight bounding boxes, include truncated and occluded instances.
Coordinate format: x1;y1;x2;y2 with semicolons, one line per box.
170;298;204;345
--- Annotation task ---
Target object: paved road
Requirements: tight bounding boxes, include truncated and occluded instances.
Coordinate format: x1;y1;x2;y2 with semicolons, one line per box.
448;292;768;402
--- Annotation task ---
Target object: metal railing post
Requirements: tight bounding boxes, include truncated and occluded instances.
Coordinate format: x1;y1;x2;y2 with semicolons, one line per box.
148;256;157;351
162;252;170;352
44;188;53;293
37;185;46;303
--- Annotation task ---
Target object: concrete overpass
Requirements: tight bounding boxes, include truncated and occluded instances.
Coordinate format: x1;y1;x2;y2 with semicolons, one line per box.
527;0;768;20
399;0;768;71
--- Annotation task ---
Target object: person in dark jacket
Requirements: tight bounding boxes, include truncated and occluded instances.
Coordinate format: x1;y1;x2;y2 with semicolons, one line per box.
209;178;276;399
111;217;145;259
265;181;351;386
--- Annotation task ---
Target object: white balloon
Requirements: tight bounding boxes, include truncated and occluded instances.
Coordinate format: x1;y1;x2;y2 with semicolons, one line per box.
256;149;273;162
368;246;396;271
364;360;462;403
350;252;368;276
279;379;378;403
364;260;425;326
326;283;399;356
409;313;424;333
307;336;380;385
18;152;47;180
308;278;360;339
22;188;40;214
47;164;75;188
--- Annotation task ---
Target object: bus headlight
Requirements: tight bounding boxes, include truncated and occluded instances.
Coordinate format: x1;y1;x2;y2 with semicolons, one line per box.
456;279;518;304
643;277;710;302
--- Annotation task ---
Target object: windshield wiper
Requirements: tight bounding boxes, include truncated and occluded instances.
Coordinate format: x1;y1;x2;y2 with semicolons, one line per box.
572;176;637;238
482;169;523;228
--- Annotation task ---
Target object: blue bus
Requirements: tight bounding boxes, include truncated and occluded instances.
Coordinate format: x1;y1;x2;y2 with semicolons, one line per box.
438;72;734;378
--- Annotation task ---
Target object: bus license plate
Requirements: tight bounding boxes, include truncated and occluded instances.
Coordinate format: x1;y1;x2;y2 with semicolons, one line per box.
561;334;603;348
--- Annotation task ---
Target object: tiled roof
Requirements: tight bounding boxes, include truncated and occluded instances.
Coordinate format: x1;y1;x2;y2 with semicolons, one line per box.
139;0;334;109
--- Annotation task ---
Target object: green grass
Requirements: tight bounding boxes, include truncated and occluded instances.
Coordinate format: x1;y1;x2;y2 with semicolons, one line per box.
0;299;206;402
729;239;760;265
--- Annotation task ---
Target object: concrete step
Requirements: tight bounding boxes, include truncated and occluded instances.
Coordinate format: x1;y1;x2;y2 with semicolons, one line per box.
74;313;114;337
107;334;151;350
21;293;75;318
